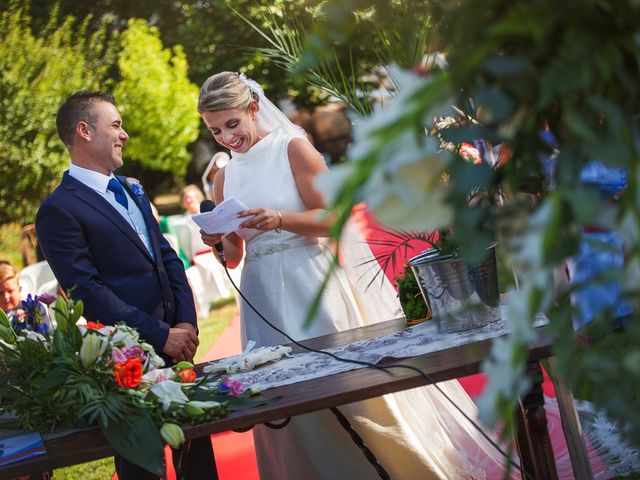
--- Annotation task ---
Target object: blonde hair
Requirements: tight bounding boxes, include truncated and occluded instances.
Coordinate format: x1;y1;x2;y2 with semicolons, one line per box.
180;184;205;204
198;71;257;113
0;262;18;285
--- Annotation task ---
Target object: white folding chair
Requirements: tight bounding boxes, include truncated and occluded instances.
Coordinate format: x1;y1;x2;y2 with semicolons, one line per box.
185;265;210;318
18;261;58;296
167;216;194;264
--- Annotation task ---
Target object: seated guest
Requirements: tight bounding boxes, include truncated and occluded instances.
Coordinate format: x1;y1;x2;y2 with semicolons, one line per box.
0;261;51;333
178;184;212;260
151;202;191;269
202;151;230;202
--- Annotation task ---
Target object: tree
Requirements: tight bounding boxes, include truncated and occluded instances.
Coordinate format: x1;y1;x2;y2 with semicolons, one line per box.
10;0;318;99
114;19;200;177
0;3;117;224
0;4;201;224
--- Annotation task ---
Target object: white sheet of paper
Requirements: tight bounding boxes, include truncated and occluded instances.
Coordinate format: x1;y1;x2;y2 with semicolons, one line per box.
190;197;252;235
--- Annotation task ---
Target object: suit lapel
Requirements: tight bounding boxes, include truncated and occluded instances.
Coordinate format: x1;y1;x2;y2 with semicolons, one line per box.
62;173;154;261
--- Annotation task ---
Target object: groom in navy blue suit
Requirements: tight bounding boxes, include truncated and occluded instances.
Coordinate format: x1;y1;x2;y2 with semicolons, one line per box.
36;91;218;479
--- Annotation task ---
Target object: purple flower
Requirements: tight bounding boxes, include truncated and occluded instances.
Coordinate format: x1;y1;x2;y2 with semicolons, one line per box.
221;378;245;397
111;347;127;364
36;323;49;334
35;293;56;305
21;294;38;312
112;346;146;364
20;295;41;330
127;180;145;198
125;346;146;361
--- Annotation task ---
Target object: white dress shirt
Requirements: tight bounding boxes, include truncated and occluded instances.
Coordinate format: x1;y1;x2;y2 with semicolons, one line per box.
68;164;155;259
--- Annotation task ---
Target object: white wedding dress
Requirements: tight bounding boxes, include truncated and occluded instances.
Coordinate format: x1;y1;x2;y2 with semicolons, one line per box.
222;127;640;479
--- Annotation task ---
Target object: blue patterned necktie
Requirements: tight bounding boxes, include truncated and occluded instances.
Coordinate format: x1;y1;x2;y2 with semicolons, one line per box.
107;178;129;209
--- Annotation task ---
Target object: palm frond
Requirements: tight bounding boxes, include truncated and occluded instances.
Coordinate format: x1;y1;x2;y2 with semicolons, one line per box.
231;5;372;115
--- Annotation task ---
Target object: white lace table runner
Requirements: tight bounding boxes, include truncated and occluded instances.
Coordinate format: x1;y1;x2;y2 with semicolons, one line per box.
226;307;545;391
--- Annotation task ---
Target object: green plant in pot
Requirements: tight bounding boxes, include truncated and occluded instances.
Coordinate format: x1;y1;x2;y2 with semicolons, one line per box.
409;229;501;333
395;264;430;325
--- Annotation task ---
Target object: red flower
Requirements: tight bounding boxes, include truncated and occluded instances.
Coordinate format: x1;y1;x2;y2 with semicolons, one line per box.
177;368;197;383
113;358;143;389
459;143;481;164
87;321;105;330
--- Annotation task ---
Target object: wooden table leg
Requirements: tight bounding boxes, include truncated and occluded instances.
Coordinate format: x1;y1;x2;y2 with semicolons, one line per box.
547;356;594;479
515;360;559;479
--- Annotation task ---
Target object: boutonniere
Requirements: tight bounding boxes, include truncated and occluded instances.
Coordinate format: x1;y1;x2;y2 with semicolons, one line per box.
126;177;145;198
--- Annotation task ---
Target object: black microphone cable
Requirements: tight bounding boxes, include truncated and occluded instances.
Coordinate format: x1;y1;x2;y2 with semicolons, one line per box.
212;251;530;479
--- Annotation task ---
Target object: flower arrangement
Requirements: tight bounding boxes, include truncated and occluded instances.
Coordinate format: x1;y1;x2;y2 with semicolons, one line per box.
125;177;145;198
0;296;261;476
9;293;54;335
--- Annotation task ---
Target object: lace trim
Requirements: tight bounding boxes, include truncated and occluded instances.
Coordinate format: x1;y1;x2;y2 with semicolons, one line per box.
244;238;319;264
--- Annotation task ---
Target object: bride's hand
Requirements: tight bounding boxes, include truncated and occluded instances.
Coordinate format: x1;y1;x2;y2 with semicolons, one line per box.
238;208;281;231
200;230;224;247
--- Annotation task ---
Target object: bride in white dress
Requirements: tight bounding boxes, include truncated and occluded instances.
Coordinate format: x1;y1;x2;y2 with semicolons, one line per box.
196;71;639;479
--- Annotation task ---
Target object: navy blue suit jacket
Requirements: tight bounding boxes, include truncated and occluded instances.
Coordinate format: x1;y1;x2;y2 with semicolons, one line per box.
35;172;197;352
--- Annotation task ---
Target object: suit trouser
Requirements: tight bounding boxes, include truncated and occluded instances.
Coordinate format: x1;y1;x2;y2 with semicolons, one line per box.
114;436;218;480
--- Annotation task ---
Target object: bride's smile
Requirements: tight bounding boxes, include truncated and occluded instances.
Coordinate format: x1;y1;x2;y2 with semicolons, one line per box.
201;103;266;153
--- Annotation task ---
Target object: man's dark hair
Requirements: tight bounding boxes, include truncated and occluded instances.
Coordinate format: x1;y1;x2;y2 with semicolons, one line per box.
56;91;115;147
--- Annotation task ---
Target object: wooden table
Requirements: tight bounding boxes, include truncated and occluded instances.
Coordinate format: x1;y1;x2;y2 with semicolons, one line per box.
0;318;557;479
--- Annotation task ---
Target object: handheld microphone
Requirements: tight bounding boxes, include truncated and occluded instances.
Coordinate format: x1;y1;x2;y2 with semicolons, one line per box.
199;199;226;266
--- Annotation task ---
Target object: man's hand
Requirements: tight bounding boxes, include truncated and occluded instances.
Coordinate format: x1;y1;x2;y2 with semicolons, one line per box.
162;327;199;363
174;322;197;335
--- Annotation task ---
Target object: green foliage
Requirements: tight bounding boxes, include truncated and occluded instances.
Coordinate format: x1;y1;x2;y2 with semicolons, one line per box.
54;457;115;480
234;0;432;113
11;0;320;99
0;2;117;224
0;5;202;223
430;0;640;443
0;223;22;267
396;265;429;321
114;19;200;175
275;0;640;449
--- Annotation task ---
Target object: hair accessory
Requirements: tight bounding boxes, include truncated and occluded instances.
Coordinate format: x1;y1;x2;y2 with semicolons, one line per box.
239;73;264;96
237;73;306;139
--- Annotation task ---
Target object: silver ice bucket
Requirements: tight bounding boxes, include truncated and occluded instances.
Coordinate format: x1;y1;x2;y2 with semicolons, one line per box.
409;245;501;332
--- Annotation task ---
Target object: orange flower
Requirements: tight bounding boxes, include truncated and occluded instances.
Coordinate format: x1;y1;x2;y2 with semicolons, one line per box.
86;321;105;330
177;368;197;383
113;357;143;389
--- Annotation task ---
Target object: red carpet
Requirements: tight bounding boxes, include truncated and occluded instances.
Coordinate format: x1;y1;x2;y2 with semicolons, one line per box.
202;314;260;480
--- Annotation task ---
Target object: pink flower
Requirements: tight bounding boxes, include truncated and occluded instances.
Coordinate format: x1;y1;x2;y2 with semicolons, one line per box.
111;347;127;364
112;346;146;365
222;378;245;397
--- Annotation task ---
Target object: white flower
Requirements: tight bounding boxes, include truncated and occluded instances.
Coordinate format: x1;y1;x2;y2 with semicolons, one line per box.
187;400;221;409
142;367;174;385
203;343;292;374
150;380;188;411
17;330;49;347
146;351;165;370
110;327;139;348
79;333;109;368
315;65;456;232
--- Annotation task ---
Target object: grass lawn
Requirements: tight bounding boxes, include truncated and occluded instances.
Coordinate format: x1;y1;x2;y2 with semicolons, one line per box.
53;300;237;480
